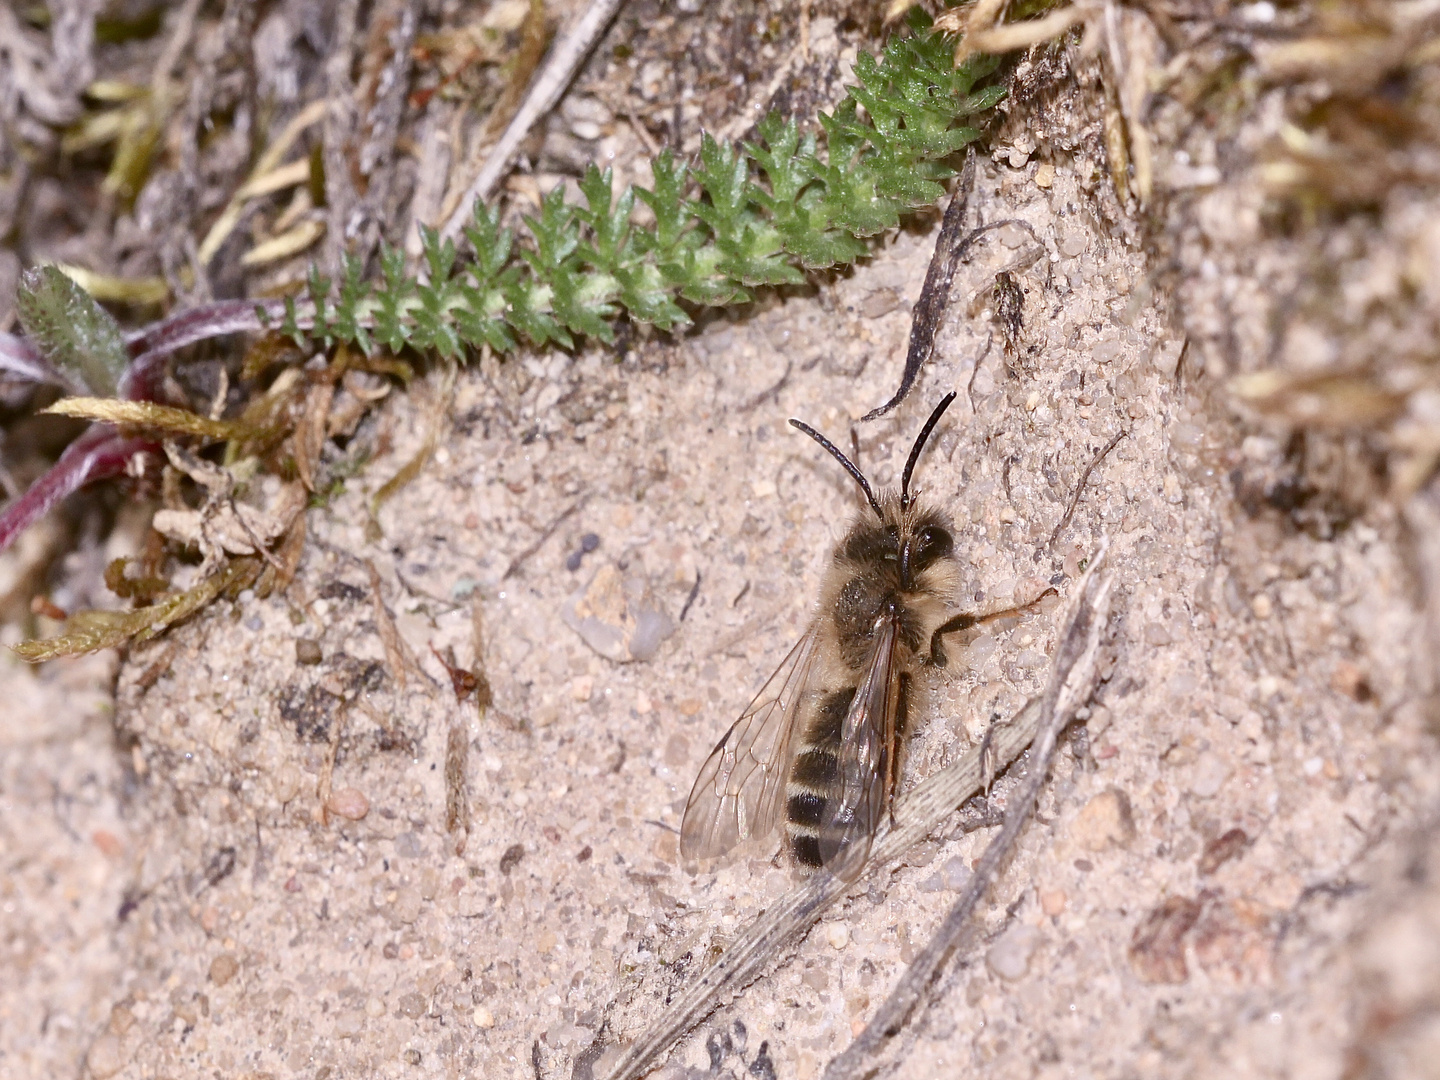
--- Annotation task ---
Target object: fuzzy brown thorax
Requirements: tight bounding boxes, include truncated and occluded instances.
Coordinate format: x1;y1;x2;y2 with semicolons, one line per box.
819;496;961;674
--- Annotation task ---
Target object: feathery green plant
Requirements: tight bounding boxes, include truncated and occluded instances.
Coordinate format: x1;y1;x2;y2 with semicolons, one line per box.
278;27;1003;356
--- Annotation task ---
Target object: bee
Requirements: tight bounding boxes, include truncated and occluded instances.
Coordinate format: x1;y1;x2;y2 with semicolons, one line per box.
680;392;1049;879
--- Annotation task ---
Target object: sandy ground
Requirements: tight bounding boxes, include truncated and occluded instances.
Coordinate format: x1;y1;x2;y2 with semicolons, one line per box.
3;3;1440;1079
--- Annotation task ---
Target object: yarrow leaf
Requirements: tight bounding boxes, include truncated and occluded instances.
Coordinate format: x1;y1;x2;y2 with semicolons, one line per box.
275;21;1004;361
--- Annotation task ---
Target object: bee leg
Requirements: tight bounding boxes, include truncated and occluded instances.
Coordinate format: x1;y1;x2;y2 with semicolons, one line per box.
928;612;980;667
931;588;1061;666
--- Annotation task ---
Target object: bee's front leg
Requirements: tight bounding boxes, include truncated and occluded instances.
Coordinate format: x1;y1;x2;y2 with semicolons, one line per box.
928;612;980;667
930;588;1060;667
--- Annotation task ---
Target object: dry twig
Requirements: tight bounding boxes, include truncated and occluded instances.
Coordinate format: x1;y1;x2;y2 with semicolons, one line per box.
1049;429;1125;548
863;152;976;421
439;0;629;243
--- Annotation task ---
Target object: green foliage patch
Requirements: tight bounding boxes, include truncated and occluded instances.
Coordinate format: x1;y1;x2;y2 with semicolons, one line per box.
281;27;1003;357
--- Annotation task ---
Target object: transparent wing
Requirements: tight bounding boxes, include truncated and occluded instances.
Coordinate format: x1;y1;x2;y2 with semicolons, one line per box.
816;613;901;880
680;627;821;861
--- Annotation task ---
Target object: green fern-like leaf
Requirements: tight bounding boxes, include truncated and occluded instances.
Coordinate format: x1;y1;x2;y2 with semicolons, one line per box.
372;244;418;353
301;23;1007;361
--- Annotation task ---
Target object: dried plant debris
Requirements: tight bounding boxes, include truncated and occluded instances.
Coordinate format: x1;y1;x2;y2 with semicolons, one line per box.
10;555;261;663
1146;0;1440;505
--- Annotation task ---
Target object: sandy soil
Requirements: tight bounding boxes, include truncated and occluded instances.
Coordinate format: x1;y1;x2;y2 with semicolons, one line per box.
3;3;1440;1079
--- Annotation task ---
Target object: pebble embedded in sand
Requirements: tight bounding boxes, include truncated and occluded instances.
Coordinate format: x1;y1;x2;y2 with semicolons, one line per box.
1070;788;1137;851
987;924;1041;981
209;952;239;986
326;787;370;820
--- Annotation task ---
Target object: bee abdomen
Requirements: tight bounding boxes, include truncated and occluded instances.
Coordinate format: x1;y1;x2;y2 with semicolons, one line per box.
784;688;853;868
787;750;839;868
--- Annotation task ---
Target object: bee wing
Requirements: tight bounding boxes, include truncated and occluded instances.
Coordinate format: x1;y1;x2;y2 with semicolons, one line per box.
816;613;901;880
680;627;821;861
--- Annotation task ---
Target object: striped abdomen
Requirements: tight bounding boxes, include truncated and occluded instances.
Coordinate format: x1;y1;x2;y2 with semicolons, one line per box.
784;676;911;868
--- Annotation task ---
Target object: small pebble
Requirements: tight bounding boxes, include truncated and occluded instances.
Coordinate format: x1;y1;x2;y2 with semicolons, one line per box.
473;1006;495;1028
244;615;263;631
1070;788;1136;851
1040;889;1068;917
295;638;323;665
326;787;370;820
986;924;1040;981
86;1034;123;1079
940;856;972;891
825;923;850;950
1058;227;1088;258
860;287;900;319
580;533;600;553
1190;751;1232;798
1251;593;1273;619
209;953;239;986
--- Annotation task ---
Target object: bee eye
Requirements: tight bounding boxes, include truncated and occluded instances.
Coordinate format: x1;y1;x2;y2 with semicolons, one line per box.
914;526;953;567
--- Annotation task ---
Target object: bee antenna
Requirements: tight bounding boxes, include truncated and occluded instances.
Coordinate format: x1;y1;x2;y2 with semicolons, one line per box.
901;391;958;509
789;418;884;519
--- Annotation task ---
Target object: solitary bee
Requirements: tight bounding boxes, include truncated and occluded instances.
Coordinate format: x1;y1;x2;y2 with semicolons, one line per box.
680;393;1048;879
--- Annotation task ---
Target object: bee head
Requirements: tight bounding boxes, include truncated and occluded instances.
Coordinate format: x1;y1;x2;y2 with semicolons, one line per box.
791;393;958;591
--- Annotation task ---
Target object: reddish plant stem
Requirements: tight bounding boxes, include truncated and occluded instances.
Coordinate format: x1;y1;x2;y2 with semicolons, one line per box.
0;425;153;552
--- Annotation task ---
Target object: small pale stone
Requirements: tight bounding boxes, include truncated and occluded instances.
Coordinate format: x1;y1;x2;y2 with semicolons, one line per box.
391;886;423;924
1169;671;1198;698
326;786;370;820
825;923;850;950
209;952;239;986
1034;162;1055;188
1251;593;1273;619
940;856;972;891
571;675;594;702
334;1010;365;1038
87;1034;124;1078
473;1006;495;1028
1190;752;1232;798
270;763;302;804
1092;337;1124;364
860;287;900;319
397;992;426;1019
986;924;1040;981
1059;227;1088;258
1040;889;1068;917
1070;788;1136;851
